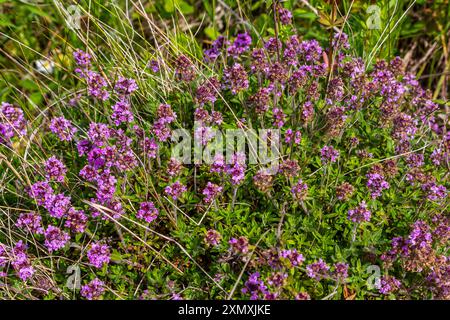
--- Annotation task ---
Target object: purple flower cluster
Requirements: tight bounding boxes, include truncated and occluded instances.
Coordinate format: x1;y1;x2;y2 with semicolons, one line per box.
280;249;304;267
227;32;252;58
336;182;355;201
44;156;67;182
320;145;340;164
306;259;330;281
241;272;268;300
73;49;91;68
65;207;88;233
28;181;53;206
137;201;159;223
333;262;349;281
1;241;35;281
87;242;111;268
378;276;401;295
174;55;195;82
422;182;447;201
44;225;70;252
164;181;187;200
291;179;308;201
226;153;247;185
204;36;228;62
0;102;27;144
152;104;177;142
49;117;77;141
114;76;138;96
205;229;221;246
277;6;292;25
86;71;110;101
223;63;249;95
202;182;222;204
366;172;390;199
16;212;44;234
229;236;249;255
81;278;105;300
111;100;134;126
347;201;371;223
196;77;220;106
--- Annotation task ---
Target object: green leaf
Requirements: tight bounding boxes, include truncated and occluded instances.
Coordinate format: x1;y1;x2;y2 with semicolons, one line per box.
204;26;219;40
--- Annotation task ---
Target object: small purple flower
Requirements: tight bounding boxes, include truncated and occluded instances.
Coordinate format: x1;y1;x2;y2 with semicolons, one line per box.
284;129;302;144
348;201;371;223
248;87;271;114
241;272;267;300
16;211;44;234
205;229;221;246
366;173;390;199
267;272;288;288
137;201;159;223
295;292;311;300
65;207;88;233
88;122;111;147
406;153;424;168
196;77;220;106
333;262;349;281
114;76;138;95
291;179;308;201
202;182;223;204
164;181;187;201
156;104;177;125
167;157;183;177
174;55;195;82
226;153;247;185
204;36;228;62
223;63;249;95
280;249;304;267
299;40;323;63
227;32;252;58
301;101;314;122
320;145;340;164
0;102;27;142
151;119;172;142
278;6;292;25
81;278;105;300
87;242;111;269
45;193;72;219
0;244;7;267
49;117;77;141
306;259;330;281
229;236;249;254
28;181;53;206
332;32;350;50
194;125;216;146
44;156;67;182
430;148;447;166
264;37;282;54
336;182;355;201
272;108;286;128
377;276;401;295
95;170;117;203
251;48;269;73
44;225;70;252
141;137;158;159
86;71;109;100
11;241;35;281
73;49;91;67
149;59;160;72
77;139;92;156
422;182;447;201
111;100;134;126
210;154;226;174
